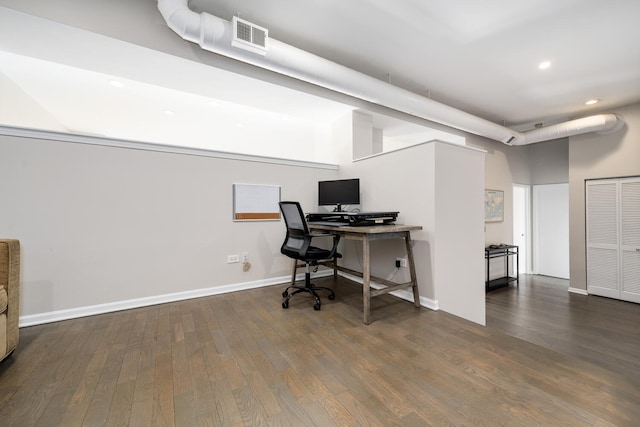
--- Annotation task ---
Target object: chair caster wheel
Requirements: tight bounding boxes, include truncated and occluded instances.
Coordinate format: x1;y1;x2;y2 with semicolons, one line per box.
314;302;321;311
282;291;288;298
328;293;335;300
282;300;289;309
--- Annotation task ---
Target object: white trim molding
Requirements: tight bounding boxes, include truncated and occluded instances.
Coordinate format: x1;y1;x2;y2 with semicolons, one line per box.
19;274;299;327
0;125;338;170
568;287;589;296
18;269;436;327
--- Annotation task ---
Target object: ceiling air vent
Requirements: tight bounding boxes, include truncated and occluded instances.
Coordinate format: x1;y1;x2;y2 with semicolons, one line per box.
232;16;268;55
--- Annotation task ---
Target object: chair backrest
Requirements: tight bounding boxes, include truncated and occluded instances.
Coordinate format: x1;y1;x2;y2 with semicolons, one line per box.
279;201;310;259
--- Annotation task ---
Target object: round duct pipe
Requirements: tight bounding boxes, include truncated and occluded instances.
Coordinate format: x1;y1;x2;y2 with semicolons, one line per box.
157;0;623;146
510;114;624;145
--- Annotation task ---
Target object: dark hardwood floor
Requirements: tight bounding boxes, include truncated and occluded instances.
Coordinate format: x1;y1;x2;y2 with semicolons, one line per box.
486;273;640;384
1;276;639;426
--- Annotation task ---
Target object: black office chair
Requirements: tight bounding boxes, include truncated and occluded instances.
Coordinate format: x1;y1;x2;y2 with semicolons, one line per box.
279;201;342;310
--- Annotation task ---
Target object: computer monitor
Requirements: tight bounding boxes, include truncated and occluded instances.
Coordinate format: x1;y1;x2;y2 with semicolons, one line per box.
318;178;360;212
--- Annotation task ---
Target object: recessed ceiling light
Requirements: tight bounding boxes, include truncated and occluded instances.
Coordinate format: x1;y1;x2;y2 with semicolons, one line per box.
164;110;174;115
109;79;124;88
585;99;600;105
538;61;551;70
208;100;221;107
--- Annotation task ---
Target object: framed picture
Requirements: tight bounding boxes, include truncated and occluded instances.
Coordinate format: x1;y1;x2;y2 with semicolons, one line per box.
484;189;504;222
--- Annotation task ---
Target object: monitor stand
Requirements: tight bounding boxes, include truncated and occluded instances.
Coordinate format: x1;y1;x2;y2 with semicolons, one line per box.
332;204;344;212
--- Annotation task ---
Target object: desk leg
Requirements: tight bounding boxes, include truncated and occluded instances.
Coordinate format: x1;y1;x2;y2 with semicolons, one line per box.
405;232;420;307
362;237;371;325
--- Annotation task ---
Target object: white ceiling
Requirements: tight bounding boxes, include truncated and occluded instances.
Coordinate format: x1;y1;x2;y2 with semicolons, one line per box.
1;0;640;147
188;0;640;128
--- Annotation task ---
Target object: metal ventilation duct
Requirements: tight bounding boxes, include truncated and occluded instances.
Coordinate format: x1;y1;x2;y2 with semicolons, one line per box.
157;0;623;146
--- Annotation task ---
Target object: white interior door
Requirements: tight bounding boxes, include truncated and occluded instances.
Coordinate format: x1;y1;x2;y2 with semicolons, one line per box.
533;183;569;279
513;184;530;274
620;178;640;302
586;177;640;302
586;180;619;298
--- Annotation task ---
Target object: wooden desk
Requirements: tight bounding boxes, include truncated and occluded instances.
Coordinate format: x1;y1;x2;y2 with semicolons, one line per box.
305;223;422;324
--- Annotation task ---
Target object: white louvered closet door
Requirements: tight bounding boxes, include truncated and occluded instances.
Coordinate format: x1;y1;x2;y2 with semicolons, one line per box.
621;178;640;303
586;177;640;302
586;180;619;298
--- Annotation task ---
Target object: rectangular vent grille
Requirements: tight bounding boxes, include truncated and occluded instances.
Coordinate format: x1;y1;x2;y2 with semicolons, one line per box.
252;26;266;48
232;16;268;55
236;20;252;43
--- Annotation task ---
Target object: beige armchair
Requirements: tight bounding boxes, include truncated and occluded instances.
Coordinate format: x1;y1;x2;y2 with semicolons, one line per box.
0;239;20;362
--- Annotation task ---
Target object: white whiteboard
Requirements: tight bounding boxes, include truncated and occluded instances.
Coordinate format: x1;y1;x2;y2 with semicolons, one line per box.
233;183;281;221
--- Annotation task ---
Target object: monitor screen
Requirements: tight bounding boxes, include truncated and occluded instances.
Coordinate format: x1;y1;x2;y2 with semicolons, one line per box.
318;178;360;211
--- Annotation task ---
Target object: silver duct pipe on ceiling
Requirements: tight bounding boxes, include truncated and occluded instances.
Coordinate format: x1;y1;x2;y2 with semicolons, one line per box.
157;0;623;146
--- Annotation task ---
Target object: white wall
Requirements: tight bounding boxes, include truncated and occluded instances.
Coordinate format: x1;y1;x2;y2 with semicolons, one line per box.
433;142;486;324
341;144;436;303
0;72;67;131
0;134;338;322
352;111;375;160
466;135;532;247
530;139;569;184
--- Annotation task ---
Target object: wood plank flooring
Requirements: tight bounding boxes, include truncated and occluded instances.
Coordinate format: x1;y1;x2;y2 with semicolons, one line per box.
1;276;639;426
487;273;640;383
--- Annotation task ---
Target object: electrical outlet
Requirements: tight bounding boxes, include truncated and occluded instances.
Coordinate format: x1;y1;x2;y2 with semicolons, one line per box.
396;257;408;268
227;254;240;263
242;252;249;262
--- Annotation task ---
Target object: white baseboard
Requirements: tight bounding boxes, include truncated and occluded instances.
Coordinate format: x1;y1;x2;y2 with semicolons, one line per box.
568;287;589;295
18;269;435;327
19;273;302;327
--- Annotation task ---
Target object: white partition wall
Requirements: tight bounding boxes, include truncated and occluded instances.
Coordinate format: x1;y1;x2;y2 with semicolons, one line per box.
433;142;486;324
342;140;486;325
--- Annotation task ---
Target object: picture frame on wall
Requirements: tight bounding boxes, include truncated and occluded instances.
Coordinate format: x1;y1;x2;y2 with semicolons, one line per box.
484;189;504;222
